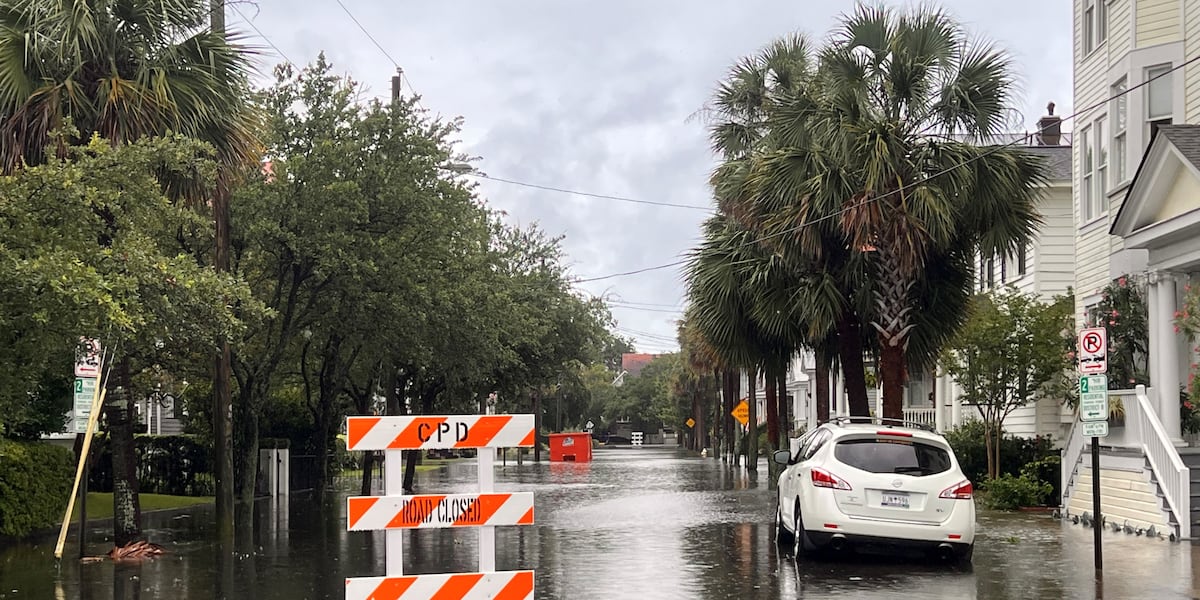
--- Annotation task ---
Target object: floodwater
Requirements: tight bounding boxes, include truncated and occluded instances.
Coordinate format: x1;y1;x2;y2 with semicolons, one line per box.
1;446;1198;599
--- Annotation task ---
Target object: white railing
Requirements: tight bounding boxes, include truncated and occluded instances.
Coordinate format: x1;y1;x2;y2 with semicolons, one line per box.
1061;418;1086;505
903;407;936;429
1130;385;1190;538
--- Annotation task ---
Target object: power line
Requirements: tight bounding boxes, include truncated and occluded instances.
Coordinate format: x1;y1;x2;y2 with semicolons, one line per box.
571;54;1200;284
330;0;400;69
608;303;685;314
466;173;713;211
329;0;426;111
229;5;296;66
575;259;690;283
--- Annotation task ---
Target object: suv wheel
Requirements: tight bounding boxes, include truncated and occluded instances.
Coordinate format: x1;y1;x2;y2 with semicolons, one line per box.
775;504;794;548
792;504;818;559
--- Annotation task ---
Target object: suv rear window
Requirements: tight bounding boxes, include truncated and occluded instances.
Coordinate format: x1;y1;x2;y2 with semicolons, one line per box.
833;439;951;476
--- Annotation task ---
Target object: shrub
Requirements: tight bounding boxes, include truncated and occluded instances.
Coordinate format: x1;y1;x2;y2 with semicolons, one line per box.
944;420;1058;492
984;473;1053;510
0;438;75;538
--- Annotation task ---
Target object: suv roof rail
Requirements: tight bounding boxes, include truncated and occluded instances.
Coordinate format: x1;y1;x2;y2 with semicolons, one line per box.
822;415;936;433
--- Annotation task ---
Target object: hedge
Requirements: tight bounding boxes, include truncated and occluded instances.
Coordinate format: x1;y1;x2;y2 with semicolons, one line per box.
944;420;1061;503
0;438;74;538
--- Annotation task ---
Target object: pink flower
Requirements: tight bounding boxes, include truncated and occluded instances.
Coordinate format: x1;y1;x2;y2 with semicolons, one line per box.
1111;310;1119;318
1108;320;1116;326
1067;351;1076;360
1176;325;1182;333
1118;277;1128;288
1186;401;1194;411
1175;310;1183;319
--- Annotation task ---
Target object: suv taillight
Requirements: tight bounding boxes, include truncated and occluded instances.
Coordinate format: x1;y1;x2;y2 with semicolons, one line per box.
811;467;852;490
939;480;973;500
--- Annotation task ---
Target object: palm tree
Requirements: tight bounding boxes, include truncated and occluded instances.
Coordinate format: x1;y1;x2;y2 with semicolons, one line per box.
704;33;877;419
0;0;258;546
748;5;1047;419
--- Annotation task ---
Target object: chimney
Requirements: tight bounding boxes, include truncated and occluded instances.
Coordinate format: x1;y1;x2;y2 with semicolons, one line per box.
1037;101;1062;146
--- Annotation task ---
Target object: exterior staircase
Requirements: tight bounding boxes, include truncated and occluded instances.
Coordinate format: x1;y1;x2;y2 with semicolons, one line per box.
1060;388;1192;539
1178;449;1200;538
1065;446;1172;534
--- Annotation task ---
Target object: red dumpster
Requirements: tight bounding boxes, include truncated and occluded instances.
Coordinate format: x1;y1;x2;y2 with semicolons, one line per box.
547;432;592;462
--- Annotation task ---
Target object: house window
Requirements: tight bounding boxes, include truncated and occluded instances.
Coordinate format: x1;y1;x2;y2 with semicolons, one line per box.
1083;0;1105;53
1017;244;1027;276
1095;116;1108;203
1081;125;1095;222
1112;78;1127;184
987;256;995;289
1146;64;1174;138
1000;254;1007;284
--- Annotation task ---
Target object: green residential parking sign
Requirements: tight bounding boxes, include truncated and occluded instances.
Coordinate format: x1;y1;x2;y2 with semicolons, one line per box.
1079;374;1108;422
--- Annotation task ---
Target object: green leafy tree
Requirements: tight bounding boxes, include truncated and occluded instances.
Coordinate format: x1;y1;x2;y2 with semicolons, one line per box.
0;137;257;544
943;288;1073;479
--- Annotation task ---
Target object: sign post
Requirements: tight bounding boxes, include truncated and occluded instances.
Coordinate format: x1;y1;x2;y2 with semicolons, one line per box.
1078;327;1108;573
345;414;536;599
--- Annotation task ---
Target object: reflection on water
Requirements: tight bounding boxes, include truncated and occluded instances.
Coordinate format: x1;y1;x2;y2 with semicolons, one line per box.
0;447;1196;599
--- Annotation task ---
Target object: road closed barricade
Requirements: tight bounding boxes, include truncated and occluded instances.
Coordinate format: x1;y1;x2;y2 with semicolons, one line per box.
344;414;536;600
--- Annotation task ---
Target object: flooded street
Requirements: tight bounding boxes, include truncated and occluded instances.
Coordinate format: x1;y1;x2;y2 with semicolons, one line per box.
2;446;1199;599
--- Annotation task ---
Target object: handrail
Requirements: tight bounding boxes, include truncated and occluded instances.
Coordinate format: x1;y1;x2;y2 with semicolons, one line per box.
1132;385;1190;538
1061;417;1086;506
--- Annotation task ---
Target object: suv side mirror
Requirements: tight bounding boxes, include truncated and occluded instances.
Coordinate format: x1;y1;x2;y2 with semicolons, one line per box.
772;449;791;466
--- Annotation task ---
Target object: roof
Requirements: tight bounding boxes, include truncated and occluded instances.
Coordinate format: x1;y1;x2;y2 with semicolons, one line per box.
621;353;661;377
1020;145;1072;181
1156;125;1200;170
1110;124;1200;236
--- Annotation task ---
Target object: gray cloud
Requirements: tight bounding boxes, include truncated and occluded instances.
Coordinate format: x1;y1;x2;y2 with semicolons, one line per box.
241;0;1073;352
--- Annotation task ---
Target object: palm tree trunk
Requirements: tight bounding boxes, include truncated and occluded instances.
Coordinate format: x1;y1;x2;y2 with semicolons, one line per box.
776;372;789;438
837;316;871;416
695;391;707;452
815;351;830;424
873;245;915;421
765;372;779;451
746;370;757;472
879;344;905;421
729;371;741;464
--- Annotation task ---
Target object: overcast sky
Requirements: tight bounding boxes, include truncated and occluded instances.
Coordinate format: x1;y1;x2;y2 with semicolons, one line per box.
234;0;1073;353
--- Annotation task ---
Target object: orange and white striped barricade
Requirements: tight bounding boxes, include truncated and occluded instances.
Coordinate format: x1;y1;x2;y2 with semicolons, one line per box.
345;414;535;600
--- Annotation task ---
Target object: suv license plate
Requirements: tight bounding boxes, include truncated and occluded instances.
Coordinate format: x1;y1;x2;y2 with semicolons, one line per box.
881;492;909;508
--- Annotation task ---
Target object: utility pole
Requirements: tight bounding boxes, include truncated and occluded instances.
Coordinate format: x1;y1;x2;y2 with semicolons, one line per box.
391;68;402;102
210;0;235;543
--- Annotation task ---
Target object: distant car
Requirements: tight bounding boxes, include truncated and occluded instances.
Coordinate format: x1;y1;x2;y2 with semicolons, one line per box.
773;419;975;563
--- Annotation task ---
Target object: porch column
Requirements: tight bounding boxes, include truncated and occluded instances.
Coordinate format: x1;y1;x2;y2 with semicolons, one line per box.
1147;280;1160;396
835;370;848;417
1154;271;1184;442
951;379;963;428
934;371;946;433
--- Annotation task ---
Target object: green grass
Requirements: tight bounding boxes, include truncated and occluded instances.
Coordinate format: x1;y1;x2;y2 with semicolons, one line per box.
72;492;213;521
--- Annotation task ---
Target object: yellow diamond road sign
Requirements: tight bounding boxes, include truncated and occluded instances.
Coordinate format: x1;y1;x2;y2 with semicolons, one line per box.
731;400;750;426
685;418;696;428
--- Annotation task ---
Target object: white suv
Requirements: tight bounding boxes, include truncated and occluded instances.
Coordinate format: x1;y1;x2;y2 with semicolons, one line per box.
773;419;975;562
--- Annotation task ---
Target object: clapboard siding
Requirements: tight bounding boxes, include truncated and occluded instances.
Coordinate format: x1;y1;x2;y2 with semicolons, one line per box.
1110;0;1133;59
1034;186;1076;298
1136;0;1182;47
1186;0;1200;122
